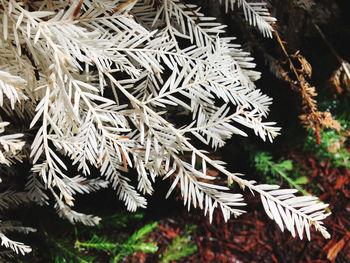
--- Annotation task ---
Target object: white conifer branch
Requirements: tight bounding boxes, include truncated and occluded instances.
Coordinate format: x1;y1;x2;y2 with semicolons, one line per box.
51;189;101;226
106;71;330;239
218;0;277;37
0;70;28;108
0;0;331;248
0;221;36;235
62;175;109;195
0;122;25;166
0;233;32;255
25;173;49;205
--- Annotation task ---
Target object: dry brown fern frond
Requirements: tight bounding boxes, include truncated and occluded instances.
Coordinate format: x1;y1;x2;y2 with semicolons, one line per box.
292;51;312;79
273;29;340;142
300;111;341;133
329;61;350;95
299;75;317;112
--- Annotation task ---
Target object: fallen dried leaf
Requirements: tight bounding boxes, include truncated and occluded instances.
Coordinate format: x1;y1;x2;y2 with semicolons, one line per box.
327;238;345;261
334;174;349;189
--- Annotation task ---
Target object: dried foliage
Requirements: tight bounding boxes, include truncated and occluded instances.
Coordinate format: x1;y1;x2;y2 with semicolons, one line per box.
273;30;340;141
329;61;350;95
0;0;332;257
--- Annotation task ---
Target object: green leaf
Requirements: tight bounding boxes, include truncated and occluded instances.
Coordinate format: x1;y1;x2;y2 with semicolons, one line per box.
293;176;308;185
279;160;293;171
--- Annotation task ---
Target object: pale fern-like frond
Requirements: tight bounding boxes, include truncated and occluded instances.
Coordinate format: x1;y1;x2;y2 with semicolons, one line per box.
0;233;32;255
218;0;277;37
51;189;101;226
0;122;24;166
255;185;330;240
0;70;28;108
25;173;49;205
111;78;328;239
0;0;331;255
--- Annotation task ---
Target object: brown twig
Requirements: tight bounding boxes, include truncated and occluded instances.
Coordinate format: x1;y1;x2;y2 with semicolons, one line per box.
72;0;84;20
273;26;301;85
273;25;341;141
